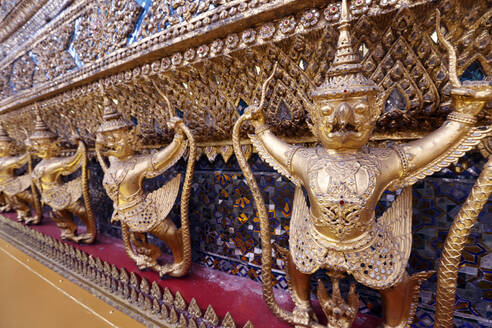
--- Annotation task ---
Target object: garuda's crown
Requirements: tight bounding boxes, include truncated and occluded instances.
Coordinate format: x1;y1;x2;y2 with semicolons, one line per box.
96;92;133;134
311;0;379;99
29;106;58;141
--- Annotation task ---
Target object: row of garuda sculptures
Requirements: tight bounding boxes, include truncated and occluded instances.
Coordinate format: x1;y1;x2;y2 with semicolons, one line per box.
0;2;490;327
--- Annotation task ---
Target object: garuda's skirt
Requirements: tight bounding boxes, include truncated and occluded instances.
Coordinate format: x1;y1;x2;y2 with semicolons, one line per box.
290;187;412;290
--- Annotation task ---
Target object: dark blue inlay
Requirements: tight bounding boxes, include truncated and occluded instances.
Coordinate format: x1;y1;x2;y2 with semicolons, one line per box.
237;98;248;115
460;61;486;82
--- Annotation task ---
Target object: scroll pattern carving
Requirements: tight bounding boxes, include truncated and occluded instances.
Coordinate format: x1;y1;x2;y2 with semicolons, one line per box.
0;65;13;100
0;1;490;155
0;1;22;22
31;22;75;83
10;54;35;91
140;0;226;38
72;0;140;64
0;0;412;105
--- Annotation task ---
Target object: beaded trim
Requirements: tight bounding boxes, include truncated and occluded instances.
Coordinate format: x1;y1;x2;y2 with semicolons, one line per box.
285;146;301;172
447;112;477;125
391;144;410;177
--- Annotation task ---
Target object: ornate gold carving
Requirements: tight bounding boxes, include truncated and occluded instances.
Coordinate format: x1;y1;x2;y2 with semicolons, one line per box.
140;0;224;38
169;308;179;325
72;0;139;64
31;22;75;84
175;291;187;311
95;85;196;278
11;54;35;91
203;305;219;326
163;287;174;306
188;298;203;318
435;156;492;327
0;1;438;127
179;313;188;328
0;0;48;43
0;123;41;224
222;312;236;328
27;110;97;243
160;303;169;320
151;281;162;299
140;277;150;294
317;273;359;328
233;2;491;327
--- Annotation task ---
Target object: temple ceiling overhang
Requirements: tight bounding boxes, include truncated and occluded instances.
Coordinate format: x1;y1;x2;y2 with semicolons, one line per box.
0;0;490;157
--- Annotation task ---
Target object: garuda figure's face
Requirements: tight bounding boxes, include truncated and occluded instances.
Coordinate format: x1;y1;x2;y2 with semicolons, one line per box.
31;138;59;159
97;128;132;159
311;94;379;150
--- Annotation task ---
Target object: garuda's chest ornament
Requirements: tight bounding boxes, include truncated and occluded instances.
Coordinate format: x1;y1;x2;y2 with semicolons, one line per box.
233;1;492;327
27;110;96;244
0;123;41;224
95;87;196;278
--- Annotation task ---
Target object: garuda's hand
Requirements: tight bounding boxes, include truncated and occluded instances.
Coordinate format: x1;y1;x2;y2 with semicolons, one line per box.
244;105;265;128
451;81;492;116
167;116;184;131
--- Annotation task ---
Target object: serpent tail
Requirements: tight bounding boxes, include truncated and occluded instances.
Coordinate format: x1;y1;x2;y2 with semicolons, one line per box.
28;153;42;221
81;144;97;243
435;156;492;327
232;115;295;324
177;124;196;275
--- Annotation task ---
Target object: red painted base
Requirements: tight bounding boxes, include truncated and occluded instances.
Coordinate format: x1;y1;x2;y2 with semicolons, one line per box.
2;212;382;328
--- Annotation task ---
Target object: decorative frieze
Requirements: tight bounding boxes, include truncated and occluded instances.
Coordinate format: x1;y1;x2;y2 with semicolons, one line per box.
0;214;254;328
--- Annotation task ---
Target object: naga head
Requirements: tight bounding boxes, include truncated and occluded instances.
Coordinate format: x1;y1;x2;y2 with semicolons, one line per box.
0;122;16;157
96;95;136;159
308;0;381;151
28;106;60;159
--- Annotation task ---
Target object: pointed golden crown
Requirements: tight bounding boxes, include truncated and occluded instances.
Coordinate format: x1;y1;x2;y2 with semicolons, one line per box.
311;0;379;99
96;95;133;133
29;105;58;140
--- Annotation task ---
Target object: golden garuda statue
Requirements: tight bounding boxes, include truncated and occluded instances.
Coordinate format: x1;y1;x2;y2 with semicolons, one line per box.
0;123;41;224
27;109;96;243
233;1;492;327
95;89;196;278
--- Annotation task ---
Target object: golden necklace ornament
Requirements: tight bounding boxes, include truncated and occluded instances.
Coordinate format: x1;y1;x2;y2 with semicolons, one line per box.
233;1;492;327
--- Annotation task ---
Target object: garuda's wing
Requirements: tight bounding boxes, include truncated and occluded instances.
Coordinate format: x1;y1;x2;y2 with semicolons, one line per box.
150;174;181;221
249;134;302;187
379;186;413;262
390;126;492;190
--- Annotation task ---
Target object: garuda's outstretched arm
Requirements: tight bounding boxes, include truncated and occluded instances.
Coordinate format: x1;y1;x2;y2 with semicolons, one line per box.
391;90;491;189
0;152;29;170
390;12;492;189
248;114;303;186
145;117;187;179
244;63;303;186
58;140;86;176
